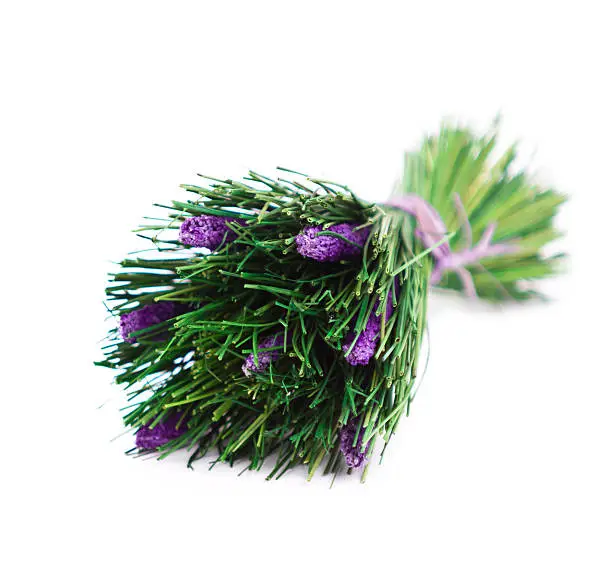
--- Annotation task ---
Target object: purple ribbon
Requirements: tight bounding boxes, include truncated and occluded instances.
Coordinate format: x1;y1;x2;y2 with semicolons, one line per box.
385;194;518;296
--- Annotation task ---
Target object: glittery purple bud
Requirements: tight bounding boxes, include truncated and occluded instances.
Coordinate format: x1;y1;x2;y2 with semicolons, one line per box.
295;223;369;262
342;293;394;366
342;319;381;367
179;214;244;250
339;419;370;469
135;412;188;450
242;333;286;377
119;302;180;344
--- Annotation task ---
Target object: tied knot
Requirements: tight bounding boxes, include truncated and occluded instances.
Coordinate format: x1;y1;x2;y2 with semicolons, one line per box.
385;194;518;297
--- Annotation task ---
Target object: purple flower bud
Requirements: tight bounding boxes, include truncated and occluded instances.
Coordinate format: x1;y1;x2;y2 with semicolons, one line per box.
135;412;188;450
295;223;369;262
119;302;180;344
242;333;286;377
342;293;394;366
342;318;381;367
179;214;244;250
339;419;370;469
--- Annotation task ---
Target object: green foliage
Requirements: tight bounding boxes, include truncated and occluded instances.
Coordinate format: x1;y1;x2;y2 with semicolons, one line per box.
99;171;427;481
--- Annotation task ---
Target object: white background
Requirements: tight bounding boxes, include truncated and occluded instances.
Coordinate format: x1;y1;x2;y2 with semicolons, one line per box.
1;1;610;568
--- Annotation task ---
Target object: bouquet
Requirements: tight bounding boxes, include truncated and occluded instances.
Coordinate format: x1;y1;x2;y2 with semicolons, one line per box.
97;123;565;481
